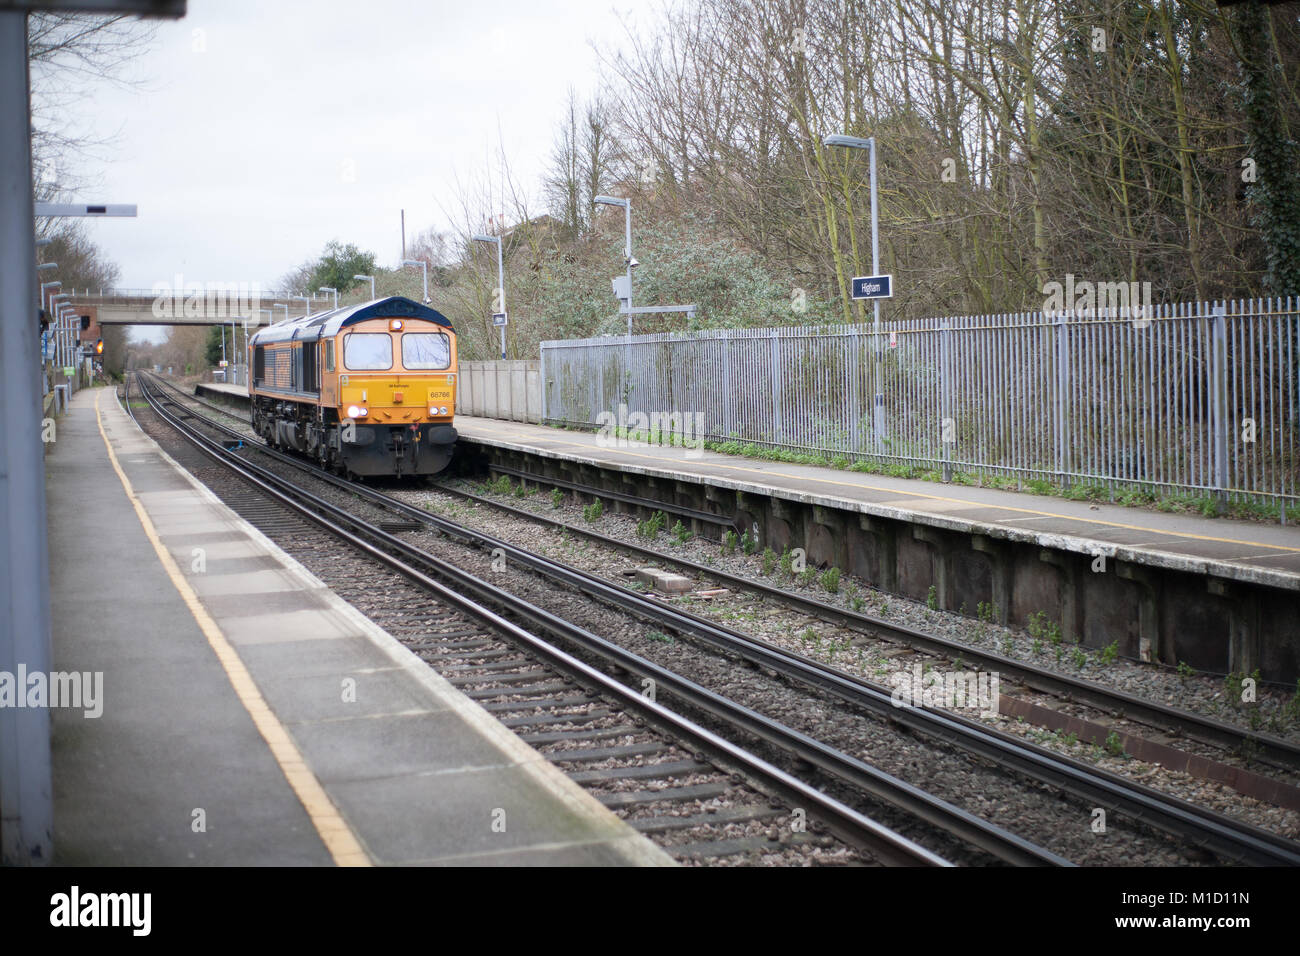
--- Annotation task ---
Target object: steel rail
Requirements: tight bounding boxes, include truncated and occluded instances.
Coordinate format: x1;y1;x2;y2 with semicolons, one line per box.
428;481;1300;773
134;374;958;867
142;374;1300;866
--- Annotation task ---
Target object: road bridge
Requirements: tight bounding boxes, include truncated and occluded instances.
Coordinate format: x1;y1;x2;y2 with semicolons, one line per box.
65;287;342;325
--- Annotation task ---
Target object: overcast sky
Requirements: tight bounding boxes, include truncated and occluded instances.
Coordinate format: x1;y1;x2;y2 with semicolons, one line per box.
52;0;640;298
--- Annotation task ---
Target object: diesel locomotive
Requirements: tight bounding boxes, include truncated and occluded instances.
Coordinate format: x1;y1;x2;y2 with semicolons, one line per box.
247;295;458;477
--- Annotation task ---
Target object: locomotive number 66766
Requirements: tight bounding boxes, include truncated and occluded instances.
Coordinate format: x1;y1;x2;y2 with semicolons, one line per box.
248;295;458;477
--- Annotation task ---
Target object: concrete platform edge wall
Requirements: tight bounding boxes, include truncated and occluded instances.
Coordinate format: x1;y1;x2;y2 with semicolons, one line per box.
458;436;1300;685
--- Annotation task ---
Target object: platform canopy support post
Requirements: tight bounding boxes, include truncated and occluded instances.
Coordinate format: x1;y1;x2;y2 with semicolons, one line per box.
0;7;52;866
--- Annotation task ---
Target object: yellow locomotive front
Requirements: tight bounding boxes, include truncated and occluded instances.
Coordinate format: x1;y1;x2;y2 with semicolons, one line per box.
249;296;458;477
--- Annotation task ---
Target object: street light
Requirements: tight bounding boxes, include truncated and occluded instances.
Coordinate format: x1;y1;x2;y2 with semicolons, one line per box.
353;274;375;299
274;303;288;322
55;302;74;367
822;132;884;450
59;302;77;357
319;286;338;309
47;292;68;363
40;279;60;311
36;262;55;273
400;259;429;303
594;195;635;335
292;294;310;317
471;234;506;359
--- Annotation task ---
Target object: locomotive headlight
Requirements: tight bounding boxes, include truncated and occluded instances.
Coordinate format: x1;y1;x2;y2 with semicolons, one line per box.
346;404;368;418
440;406;448;415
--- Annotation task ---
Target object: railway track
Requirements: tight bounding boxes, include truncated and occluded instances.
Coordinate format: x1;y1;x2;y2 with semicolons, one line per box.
448;471;1300;774
128;374;954;866
136;374;1300;865
173;378;1300;775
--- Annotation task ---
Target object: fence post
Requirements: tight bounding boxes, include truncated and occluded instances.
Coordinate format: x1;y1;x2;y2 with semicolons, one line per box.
596;357;604;425
1211;303;1228;507
770;332;783;441
721;332;732;439
940;321;952;482
1055;313;1069;483
851;327;861;453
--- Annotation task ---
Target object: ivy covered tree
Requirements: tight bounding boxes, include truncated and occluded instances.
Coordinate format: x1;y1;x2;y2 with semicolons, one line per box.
203;325;226;367
308;240;377;297
1232;2;1300;296
279;240;379;301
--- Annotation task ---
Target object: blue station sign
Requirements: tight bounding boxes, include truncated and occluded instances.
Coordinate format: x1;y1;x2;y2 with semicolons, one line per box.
851;274;893;300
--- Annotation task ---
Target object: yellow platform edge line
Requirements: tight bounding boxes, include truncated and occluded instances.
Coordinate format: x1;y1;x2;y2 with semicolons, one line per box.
94;389;371;867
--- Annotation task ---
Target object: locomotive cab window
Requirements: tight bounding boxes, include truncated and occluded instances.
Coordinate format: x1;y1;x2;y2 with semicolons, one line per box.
343;333;392;370
401;332;451;370
324;339;335;372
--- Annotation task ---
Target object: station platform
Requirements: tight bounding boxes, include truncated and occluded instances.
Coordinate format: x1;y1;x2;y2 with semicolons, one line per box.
194;380;249;403
191;383;1300;587
43;386;672;866
455;416;1300;591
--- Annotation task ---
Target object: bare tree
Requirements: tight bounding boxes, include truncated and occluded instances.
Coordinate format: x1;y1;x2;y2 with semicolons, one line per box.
28;13;158;204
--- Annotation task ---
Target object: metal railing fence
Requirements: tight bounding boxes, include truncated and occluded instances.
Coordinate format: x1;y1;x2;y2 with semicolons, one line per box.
540;298;1299;509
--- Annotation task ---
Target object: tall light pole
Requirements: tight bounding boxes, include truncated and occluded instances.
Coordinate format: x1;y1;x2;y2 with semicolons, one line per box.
471;234;506;359
292;294;310;317
594;195;634;335
353;274;375;300
61;304;77;367
319;286;338;309
823;133;884;450
50;294;69;366
274;303;288;322
40;279;60;314
400;259;429;302
57;303;74;368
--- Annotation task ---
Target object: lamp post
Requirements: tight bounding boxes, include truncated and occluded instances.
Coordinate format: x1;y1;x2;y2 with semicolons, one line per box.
56;303;73;367
230;318;238;374
49;294;68;365
594;195;634;335
292;294;310;317
319;286;338;309
60;304;77;367
274;303;288;322
471;234;506;359
400;259;429;303
353;274;375;300
823;133;884;450
40;279;60;314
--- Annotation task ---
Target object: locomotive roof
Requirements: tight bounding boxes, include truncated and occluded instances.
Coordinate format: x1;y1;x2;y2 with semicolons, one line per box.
249;295;453;345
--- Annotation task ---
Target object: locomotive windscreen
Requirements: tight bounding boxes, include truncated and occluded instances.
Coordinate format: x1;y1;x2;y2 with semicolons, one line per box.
344;333;392;370
401;333;450;369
